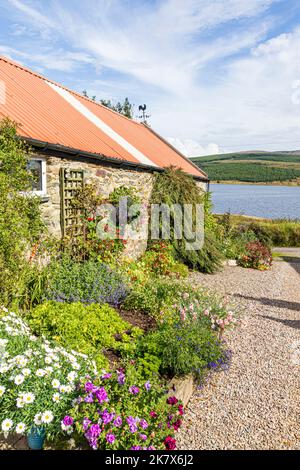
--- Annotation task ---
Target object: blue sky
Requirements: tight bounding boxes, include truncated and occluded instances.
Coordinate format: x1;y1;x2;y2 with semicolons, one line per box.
1;0;300;156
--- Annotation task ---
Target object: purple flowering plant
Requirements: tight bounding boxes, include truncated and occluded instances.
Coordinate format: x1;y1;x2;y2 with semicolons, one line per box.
64;368;183;450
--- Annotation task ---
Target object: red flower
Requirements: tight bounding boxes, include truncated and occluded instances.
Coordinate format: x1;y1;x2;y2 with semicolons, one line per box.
164;436;176;450
178;404;184;416
173;419;182;431
167;396;178;405
87;217;94;222
149;411;157;418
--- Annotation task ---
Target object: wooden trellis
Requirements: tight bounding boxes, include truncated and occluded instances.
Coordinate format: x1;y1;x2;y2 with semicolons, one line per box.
60;168;84;237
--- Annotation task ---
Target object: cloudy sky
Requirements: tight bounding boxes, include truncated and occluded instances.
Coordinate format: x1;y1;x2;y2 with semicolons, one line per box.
1;0;300;156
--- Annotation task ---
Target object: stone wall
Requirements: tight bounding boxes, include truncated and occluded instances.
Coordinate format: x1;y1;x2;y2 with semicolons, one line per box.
40;154;207;260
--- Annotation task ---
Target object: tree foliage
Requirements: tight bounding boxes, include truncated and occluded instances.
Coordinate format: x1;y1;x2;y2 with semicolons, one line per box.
0;118;44;305
82;90;134;119
150;167;223;273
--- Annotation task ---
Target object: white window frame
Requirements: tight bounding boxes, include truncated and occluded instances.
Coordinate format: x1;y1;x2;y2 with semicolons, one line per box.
27;157;47;196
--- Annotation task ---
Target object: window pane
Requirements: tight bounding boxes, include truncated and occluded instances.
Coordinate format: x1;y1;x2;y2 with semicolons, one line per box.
27;160;42;191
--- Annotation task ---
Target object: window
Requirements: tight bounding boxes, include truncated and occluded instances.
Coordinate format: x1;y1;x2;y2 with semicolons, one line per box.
27;158;47;195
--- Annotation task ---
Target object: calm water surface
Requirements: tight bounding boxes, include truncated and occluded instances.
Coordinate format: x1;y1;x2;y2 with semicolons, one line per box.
210;184;300;219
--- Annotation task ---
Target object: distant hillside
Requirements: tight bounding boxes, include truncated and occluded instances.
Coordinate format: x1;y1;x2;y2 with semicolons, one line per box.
191;151;300;184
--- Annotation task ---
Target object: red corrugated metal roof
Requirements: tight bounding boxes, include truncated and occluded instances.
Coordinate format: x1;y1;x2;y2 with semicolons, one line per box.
0;56;207;179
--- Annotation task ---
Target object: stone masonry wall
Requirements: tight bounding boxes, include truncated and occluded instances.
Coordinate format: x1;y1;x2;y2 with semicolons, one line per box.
40;154;207;260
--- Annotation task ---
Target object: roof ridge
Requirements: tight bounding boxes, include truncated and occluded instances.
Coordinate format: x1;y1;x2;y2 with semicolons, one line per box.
0;55;142;127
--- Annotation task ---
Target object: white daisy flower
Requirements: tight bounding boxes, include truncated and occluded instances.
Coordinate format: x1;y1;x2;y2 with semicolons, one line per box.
22;368;31;377
16;398;24;408
23;392;35;404
29;335;38;342
59;384;67;393
0;385;5;397
19;357;28;367
67;371;77;383
45;356;52;364
0;365;9;374
64;385;72;393
66;427;73;435
16;423;26;434
36;369;46;377
1;419;13;432
0;339;8;346
41;411;54;424
52;393;61;402
14;374;25;385
51;379;60;389
45;367;53;374
34;413;42;426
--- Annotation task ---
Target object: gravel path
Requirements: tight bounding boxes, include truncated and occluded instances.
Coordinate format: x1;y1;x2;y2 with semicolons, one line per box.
177;260;300;450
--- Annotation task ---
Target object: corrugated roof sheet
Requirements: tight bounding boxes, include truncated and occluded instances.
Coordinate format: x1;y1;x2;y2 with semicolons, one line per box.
0;56;207;179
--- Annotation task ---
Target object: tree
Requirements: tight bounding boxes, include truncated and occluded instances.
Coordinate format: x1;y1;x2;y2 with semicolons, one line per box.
82;90;134;119
0;118;44;305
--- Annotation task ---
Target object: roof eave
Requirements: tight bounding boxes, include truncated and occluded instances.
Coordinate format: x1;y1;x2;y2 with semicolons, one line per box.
25;137;209;183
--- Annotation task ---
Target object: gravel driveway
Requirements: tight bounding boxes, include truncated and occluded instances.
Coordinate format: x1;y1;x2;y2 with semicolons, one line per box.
177;260;300;450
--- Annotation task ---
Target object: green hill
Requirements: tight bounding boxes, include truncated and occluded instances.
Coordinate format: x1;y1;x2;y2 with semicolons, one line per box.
191;151;300;184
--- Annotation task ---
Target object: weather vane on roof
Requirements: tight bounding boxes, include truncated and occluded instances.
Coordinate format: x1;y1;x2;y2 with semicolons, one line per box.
137;104;151;125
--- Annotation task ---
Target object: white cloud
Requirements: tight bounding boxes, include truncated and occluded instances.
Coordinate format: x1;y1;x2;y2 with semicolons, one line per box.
3;0;300;152
167;138;220;157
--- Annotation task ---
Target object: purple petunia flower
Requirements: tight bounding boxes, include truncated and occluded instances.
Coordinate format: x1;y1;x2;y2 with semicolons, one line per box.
85;424;101;439
102;373;112;380
113;416;122;427
129;385;140;395
139;419;148;429
85;381;96;393
131;446;141;450
117;371;125;385
139;433;147;441
82;418;91;430
63;416;74;427
106;433;116;444
126;416;138;433
84;393;94;403
145;381;151;391
101;409;115;425
95;387;109;403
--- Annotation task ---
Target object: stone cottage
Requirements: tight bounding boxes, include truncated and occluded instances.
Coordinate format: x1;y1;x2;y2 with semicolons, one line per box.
0;56;208;257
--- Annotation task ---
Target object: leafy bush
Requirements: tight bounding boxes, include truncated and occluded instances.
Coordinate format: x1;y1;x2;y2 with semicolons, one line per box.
238;241;273;270
123;278;179;319
27;302;142;369
44;257;128;306
65;368;182;450
150;168;223;273
0;307;97;441
137;314;226;379
0;119;45;306
140;241;189;278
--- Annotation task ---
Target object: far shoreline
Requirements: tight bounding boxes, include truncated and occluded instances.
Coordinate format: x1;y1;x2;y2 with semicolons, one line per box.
210;180;300;187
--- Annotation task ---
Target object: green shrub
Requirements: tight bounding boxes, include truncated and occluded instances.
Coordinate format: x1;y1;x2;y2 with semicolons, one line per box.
150;168;223;273
238;241;273;270
137;317;224;379
0;119;45;306
140;241;189;277
27;302;142;369
44;257;128;306
123;278;178;319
